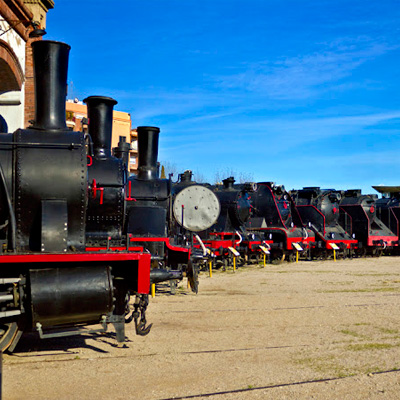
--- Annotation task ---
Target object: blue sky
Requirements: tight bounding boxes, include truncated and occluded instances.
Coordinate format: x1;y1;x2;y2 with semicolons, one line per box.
47;1;400;192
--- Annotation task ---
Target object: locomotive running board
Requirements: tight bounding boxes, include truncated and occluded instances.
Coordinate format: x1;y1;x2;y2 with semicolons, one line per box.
36;317;108;340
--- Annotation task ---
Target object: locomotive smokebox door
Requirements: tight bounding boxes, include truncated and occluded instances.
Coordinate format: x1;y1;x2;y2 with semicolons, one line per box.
41;200;68;252
173;185;220;232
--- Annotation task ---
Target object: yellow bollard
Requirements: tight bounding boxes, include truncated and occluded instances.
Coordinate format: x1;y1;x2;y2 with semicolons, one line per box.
333;249;336;262
209;260;213;278
263;254;266;267
296;251;299;263
233;257;236;272
151;283;155;298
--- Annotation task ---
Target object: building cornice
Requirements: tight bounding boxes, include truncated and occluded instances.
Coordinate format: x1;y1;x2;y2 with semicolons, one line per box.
23;0;54;13
0;0;34;41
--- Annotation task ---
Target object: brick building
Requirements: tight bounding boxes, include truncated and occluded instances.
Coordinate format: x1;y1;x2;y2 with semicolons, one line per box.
66;100;138;173
0;0;54;132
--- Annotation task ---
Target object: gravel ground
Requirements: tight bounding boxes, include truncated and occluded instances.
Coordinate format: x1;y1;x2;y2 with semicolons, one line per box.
3;256;400;399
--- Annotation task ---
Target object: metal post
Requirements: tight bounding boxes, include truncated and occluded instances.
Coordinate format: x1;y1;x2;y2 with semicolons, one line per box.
151;283;156;298
263;254;266;267
296;251;299;263
209;260;212;278
333;249;336;262
233;257;236;272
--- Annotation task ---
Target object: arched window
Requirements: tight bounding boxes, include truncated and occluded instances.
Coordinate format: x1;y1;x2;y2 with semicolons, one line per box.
0;39;24;132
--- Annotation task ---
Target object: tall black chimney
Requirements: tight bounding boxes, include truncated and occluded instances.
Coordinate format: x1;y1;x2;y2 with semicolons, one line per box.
84;96;117;158
31;40;70;130
137;126;160;180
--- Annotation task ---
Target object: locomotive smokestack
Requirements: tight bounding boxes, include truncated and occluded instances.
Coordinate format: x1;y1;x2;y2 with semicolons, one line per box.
180;170;193;183
223;177;235;189
137;126;160;180
113;136;131;166
84;96;118;158
31;40;70;130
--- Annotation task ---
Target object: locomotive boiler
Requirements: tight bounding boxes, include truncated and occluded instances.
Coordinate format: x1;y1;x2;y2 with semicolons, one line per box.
0;40;152;352
291;187;357;258
246;182;315;263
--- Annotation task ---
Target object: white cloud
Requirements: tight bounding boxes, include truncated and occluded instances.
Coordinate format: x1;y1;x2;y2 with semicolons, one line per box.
216;37;397;99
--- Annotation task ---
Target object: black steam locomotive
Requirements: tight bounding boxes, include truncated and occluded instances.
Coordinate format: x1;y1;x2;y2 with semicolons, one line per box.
291;187;357;258
371;186;400;253
124;141;223;294
83;97;196;294
0;40;158;351
246;182;315;263
339;189;398;255
195;177;256;268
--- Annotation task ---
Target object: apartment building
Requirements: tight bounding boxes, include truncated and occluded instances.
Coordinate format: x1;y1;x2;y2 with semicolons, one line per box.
66;99;138;173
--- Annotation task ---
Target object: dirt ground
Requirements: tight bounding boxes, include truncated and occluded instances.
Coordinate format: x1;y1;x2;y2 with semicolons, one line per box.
3;256;400;399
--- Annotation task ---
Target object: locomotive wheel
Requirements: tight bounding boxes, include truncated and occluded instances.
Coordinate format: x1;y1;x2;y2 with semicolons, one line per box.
371;248;380;257
358;247;367;258
186;260;199;294
249;254;259;265
271;251;285;265
0;322;20;352
169;279;177;295
318;250;328;260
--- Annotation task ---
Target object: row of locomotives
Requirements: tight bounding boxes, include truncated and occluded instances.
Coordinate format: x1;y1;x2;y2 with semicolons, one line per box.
170;170;221;281
123;129;202;294
246;182;315;264
195;177;256;269
338;190;398;256
290;187;357;259
0;40;153;352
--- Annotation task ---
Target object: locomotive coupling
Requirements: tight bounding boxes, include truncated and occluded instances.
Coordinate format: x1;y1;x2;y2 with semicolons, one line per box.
132;295;152;336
